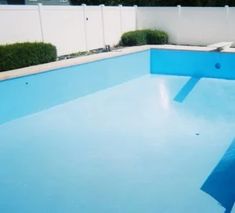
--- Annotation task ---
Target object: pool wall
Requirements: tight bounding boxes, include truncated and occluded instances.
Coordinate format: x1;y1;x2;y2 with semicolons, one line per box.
1;47;235;125
151;49;235;79
0;50;150;125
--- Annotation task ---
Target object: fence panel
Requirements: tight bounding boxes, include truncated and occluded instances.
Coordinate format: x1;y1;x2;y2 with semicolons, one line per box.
0;5;42;44
179;7;228;45
137;7;179;44
41;6;86;55
137;6;235;47
0;5;136;56
103;6;121;46
2;5;234;55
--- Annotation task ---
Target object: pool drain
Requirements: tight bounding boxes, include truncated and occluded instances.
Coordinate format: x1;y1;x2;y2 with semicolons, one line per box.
215;63;221;69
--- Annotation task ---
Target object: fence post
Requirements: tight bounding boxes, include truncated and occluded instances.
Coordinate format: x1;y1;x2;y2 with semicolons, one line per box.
38;3;45;42
119;4;123;36
225;5;229;20
176;5;181;45
225;5;230;42
134;5;138;30
82;4;88;51
100;4;106;47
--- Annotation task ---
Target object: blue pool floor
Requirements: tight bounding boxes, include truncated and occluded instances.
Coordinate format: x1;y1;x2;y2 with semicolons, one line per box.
0;74;235;213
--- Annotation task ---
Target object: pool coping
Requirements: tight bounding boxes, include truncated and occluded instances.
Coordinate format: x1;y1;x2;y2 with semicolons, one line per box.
1;44;235;81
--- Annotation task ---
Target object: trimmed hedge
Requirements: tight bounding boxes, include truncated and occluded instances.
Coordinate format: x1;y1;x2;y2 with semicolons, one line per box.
0;42;57;72
120;29;168;46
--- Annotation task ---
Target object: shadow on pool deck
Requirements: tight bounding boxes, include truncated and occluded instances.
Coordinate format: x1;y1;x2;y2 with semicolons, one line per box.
201;138;235;213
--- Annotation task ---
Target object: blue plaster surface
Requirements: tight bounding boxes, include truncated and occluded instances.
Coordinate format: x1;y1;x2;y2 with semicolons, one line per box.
201;139;235;212
151;49;235;79
0;74;235;213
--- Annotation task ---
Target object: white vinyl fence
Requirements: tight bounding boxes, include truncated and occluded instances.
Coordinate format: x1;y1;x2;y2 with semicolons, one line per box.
0;5;136;55
0;5;235;56
137;6;235;47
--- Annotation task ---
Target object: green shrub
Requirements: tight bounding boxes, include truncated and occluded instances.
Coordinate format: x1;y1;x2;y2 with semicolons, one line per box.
0;42;57;72
120;30;147;46
145;30;168;44
120;29;168;46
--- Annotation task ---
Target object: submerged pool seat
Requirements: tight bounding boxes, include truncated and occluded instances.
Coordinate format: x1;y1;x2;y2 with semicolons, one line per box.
201;139;235;213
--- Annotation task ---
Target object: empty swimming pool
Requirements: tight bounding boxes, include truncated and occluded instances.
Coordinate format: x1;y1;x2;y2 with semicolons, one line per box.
0;48;234;213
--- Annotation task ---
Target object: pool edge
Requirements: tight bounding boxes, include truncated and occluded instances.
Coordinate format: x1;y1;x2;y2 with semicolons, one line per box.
1;44;235;82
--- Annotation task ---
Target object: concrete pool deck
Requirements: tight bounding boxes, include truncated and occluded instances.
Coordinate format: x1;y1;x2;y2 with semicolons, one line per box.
1;44;235;81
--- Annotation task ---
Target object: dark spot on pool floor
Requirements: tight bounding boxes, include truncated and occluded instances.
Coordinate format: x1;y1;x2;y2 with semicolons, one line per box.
195;133;200;136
